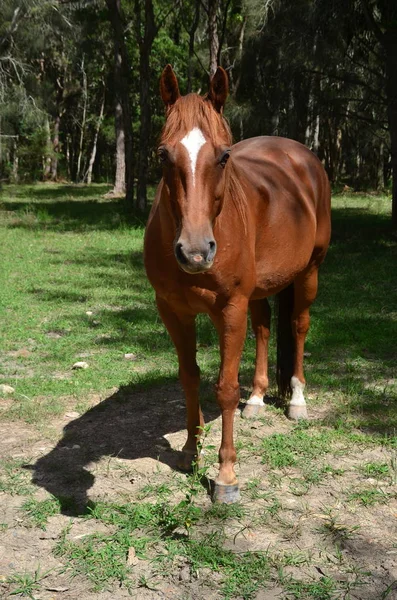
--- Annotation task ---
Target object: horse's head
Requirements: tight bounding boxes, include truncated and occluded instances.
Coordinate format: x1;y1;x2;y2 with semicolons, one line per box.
159;65;232;274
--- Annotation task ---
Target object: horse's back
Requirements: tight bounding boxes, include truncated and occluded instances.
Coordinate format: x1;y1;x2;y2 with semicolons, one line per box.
231;136;331;254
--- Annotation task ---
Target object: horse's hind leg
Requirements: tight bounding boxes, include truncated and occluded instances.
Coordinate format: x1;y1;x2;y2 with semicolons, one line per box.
242;298;271;419
288;266;319;420
156;296;203;471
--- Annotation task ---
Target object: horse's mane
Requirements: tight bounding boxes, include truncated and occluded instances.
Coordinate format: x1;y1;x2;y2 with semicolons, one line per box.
161;94;232;146
224;161;248;234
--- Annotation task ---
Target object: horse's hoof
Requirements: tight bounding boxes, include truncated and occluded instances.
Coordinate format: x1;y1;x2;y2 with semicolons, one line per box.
177;451;196;472
241;403;264;419
288;405;308;420
213;483;240;504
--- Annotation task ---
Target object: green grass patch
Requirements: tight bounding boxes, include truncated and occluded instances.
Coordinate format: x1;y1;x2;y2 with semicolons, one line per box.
55;499;269;598
6;567;50;599
0;459;35;496
21;496;62;529
347;487;391;507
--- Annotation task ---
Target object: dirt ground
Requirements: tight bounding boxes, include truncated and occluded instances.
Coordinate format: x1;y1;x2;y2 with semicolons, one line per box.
1;383;396;599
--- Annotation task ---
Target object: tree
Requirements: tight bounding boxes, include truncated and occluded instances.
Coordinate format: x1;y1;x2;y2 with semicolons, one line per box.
106;0;134;207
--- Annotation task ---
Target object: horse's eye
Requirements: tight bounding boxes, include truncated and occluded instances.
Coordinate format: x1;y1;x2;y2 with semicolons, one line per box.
158;147;168;163
219;149;230;168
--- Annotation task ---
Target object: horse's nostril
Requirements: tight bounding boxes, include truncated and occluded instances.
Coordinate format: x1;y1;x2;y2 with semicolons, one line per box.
207;240;217;261
175;243;188;264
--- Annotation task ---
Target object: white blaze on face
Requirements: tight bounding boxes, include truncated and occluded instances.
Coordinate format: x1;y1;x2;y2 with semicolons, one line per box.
180;127;206;187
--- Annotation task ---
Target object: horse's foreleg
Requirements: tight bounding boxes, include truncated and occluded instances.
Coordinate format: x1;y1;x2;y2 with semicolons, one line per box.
242;298;271;419
212;298;248;503
156;297;203;471
289;267;319;420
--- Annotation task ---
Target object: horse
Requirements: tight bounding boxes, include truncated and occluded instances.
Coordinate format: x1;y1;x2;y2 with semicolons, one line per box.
144;65;331;503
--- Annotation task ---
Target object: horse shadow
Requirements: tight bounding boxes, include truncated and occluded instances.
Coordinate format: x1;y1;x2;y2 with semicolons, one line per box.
29;382;221;515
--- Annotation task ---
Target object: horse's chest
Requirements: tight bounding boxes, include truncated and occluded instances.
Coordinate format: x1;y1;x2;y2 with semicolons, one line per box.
155;278;219;314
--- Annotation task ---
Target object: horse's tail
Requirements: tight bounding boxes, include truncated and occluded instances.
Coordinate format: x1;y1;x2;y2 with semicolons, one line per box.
275;283;295;399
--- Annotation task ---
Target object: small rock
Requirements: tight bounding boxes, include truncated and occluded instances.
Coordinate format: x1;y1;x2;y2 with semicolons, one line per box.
0;384;15;395
71;444;81;450
64;411;80;419
127;546;139;566
179;566;191;582
72;362;88;370
124;353;137;361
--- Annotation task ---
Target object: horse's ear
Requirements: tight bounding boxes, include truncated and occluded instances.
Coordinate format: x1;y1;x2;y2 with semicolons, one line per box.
209;67;229;113
160;65;180;108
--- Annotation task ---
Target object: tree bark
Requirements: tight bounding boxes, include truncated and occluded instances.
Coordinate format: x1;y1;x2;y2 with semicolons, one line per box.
51;115;60;181
385;32;397;229
187;0;200;93
208;0;219;76
85;88;105;185
135;0;158;212
43;116;52;180
76;56;87;182
361;0;397;228
106;0;134;208
113;99;126;195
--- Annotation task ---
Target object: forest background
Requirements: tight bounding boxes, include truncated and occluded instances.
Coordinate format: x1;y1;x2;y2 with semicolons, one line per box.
1;0;397;225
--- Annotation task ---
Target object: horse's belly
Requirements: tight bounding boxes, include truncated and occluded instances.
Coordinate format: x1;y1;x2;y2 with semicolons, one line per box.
252;243;315;299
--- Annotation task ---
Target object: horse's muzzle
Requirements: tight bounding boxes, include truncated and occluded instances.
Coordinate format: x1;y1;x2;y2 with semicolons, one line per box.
175;239;217;274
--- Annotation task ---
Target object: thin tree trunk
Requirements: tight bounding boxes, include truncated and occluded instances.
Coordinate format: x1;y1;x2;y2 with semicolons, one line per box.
76;56;87;182
51;76;63;181
208;0;219;76
11;137;18;183
85;89;105;185
113;99;126;194
187;0;200;93
135;0;158;212
51;115;60;181
43;116;52;180
385;33;397;229
106;0;134;207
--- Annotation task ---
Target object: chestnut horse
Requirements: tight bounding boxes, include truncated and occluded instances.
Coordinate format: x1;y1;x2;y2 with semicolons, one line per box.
144;65;331;503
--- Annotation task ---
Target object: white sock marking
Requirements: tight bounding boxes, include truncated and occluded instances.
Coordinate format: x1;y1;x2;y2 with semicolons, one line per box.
180;127;206;187
290;376;306;406
247;394;265;406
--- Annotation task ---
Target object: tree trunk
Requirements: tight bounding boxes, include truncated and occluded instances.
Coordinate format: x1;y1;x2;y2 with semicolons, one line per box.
85;90;105;185
208;0;219;76
106;0;134;208
361;1;397;228
187;0;200;93
11;137;18;183
113;100;126;194
43;116;52;180
135;0;158;213
385;32;397;229
51;115;60;181
76;56;87;182
51;75;63;181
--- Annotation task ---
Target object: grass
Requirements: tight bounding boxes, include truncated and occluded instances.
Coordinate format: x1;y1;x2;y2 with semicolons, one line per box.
21;496;62;529
1;184;397;599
